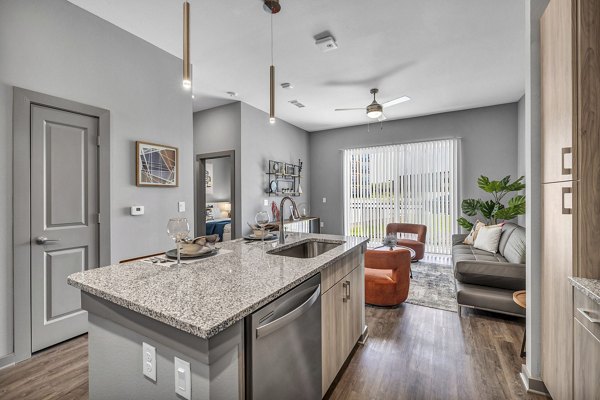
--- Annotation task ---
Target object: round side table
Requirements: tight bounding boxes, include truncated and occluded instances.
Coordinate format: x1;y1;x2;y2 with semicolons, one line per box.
513;290;526;358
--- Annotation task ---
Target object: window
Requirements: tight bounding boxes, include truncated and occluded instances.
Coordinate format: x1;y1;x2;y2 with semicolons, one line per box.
343;138;460;254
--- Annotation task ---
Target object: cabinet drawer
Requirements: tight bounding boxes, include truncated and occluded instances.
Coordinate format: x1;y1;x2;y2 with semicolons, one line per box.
574;319;600;400
321;247;363;293
574;289;600;342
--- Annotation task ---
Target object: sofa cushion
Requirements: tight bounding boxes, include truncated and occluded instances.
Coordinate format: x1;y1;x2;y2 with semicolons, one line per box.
454;259;526;290
452;245;508;263
498;223;518;254
463;220;485;245
473;224;503;253
498;223;526;264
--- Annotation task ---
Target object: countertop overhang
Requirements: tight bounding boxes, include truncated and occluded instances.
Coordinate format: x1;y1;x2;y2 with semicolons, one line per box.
68;233;369;339
569;276;600;305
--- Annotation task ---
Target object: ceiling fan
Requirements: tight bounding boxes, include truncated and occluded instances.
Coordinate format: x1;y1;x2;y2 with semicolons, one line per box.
335;88;410;121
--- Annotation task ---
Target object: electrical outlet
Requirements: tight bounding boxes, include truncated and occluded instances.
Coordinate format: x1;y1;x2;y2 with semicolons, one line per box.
320;221;325;228
142;342;156;382
178;201;186;212
263;199;269;206
174;357;191;399
322;197;327;203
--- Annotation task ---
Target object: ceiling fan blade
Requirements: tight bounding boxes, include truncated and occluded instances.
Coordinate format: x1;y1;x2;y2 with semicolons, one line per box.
382;96;411;108
335;108;364;111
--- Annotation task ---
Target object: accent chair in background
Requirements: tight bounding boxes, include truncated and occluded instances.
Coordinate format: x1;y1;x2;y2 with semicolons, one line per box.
386;223;427;260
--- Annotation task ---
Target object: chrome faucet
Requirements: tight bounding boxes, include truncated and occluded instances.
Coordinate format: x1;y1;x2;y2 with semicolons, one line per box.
279;196;299;244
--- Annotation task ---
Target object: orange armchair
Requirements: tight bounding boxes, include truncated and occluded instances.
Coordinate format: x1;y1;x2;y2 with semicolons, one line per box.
365;248;412;306
386;223;427;260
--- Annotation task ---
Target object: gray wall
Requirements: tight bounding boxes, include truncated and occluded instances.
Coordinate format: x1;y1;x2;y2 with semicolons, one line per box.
193;103;311;236
193;102;242;236
0;0;194;360
206;158;232;203
240;103;310;232
309;103;519;235
517;95;526;226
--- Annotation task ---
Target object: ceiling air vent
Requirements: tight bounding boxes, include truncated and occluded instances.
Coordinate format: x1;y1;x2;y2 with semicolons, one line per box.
289;100;306;108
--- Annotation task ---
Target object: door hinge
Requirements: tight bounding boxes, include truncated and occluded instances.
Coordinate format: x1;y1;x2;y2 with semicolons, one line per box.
96;136;101;147
97;213;101;223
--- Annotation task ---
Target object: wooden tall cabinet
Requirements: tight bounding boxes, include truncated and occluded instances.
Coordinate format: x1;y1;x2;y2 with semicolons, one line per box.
321;247;365;397
541;0;600;398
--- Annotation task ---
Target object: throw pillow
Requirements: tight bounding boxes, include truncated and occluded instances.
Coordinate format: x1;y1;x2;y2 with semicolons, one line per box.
473;224;503;253
463;220;485;245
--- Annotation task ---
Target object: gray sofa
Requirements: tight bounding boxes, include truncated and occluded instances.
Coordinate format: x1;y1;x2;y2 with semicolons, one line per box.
452;222;526;317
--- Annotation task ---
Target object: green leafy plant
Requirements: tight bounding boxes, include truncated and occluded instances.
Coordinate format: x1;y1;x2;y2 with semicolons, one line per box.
457;175;526;230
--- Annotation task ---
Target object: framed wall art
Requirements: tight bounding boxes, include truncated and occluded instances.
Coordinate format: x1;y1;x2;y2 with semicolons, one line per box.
136;141;178;187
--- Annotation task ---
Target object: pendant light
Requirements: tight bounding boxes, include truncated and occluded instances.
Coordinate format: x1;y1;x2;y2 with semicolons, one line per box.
182;0;191;90
264;0;281;124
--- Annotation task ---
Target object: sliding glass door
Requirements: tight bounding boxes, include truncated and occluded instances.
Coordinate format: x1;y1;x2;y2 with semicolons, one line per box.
343;139;460;254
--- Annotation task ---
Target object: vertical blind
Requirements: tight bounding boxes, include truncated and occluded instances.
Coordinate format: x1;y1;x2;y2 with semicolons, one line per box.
343;138;460;254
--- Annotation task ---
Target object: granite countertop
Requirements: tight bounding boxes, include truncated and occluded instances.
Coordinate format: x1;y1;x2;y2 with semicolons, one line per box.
569;276;600;305
68;233;368;340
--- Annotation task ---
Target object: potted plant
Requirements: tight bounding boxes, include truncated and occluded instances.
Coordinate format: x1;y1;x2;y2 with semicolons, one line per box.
457;175;526;230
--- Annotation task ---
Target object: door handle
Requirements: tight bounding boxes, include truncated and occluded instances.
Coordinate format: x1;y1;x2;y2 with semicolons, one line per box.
35;236;61;245
345;280;351;301
255;284;320;339
342;282;348;302
561;187;572;215
561;147;572;175
577;308;600;324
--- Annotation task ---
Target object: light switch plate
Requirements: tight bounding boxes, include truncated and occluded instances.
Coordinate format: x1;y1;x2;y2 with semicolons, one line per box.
178;201;186;212
263;199;269;206
322;197;327;203
174;357;191;399
142;342;156;382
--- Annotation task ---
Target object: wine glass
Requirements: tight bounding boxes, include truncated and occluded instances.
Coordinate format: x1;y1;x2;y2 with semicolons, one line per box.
167;217;190;266
255;211;270;244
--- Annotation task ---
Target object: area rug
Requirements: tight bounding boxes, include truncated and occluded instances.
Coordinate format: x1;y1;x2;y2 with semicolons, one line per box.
405;261;457;312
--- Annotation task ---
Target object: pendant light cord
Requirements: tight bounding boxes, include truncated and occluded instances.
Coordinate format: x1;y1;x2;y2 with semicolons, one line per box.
270;13;274;65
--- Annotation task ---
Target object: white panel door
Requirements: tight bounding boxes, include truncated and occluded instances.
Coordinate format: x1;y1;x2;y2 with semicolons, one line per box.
30;105;99;352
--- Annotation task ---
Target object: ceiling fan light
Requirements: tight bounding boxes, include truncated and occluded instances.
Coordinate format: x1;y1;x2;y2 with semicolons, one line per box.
182;79;192;89
366;102;383;119
269;117;276;124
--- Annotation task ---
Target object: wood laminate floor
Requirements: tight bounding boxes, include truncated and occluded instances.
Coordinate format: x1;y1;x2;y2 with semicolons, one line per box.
0;305;541;400
327;304;544;400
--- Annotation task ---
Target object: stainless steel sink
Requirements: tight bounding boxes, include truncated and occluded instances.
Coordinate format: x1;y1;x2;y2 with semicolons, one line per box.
268;239;345;259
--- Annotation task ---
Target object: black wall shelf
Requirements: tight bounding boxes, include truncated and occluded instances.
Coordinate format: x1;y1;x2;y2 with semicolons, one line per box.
266;159;303;197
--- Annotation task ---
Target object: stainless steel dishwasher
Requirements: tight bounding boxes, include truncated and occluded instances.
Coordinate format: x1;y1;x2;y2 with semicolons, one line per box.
246;273;321;400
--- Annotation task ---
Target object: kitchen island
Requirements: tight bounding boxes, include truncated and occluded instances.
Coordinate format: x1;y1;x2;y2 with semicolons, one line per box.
68;233;368;400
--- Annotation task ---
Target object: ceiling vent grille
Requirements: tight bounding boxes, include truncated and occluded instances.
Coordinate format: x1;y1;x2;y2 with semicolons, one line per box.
289;100;306;108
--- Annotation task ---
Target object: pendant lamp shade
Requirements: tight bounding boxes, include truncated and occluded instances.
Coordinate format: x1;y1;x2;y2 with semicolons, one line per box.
270;65;275;124
182;1;191;89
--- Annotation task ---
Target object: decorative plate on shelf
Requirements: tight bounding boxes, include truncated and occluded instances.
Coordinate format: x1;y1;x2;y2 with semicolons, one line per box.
269;180;278;193
272;162;280;173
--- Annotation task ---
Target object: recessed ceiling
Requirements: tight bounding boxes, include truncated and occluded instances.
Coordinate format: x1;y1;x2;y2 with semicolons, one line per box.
67;0;525;132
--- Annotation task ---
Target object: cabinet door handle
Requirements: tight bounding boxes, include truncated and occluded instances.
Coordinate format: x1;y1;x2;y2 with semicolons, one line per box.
561;147;572;175
345;280;351;300
562;187;572;215
577;308;600;324
342;282;348;302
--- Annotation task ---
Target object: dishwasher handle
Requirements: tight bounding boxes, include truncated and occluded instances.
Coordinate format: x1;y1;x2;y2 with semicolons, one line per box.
256;284;321;339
